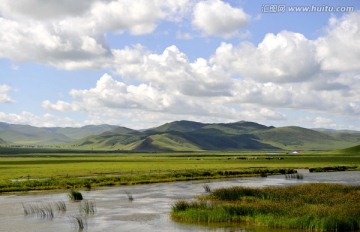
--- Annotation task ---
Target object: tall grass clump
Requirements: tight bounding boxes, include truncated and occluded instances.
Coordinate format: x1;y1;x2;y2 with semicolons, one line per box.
69;190;83;201
54;201;66;213
71;215;87;231
171;183;360;231
79;200;96;215
285;173;303;179
22;203;54;219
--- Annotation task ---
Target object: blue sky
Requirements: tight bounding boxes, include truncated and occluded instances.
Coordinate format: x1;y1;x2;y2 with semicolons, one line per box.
0;0;359;130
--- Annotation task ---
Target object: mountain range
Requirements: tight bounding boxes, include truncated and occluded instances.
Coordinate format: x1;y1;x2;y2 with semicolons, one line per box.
0;122;117;145
1;120;359;151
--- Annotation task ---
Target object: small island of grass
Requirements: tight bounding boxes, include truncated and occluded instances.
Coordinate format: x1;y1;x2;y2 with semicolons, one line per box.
171;183;360;231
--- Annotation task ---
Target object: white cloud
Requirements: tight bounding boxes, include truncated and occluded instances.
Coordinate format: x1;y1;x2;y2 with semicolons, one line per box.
113;45;233;97
43;72;233;118
0;17;111;69
0;111;79;127
40;40;360;129
211;31;320;83
0;85;13;103
0;0;99;20
0;0;192;69
192;0;249;38
316;12;360;72
42;100;83;112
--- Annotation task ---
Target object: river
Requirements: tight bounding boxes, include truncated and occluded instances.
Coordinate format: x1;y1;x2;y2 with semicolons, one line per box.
0;171;359;232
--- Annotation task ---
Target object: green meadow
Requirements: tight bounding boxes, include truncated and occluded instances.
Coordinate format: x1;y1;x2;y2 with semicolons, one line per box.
0;149;359;192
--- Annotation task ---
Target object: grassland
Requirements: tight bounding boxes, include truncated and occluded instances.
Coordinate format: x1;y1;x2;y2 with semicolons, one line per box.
0;149;359;193
171;183;360;231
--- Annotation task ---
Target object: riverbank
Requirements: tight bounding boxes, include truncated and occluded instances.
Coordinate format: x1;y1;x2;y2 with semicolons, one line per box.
171;183;360;231
1;151;359;193
1;167;296;193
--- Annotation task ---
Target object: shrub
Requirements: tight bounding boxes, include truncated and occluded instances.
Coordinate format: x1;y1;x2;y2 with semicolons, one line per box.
68;190;83;201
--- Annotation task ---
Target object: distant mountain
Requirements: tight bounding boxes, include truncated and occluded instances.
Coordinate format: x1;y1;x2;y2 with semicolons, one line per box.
0;122;118;145
147;120;206;133
49;124;119;140
2;120;360;151
0;137;7;145
75;120;360;151
75;126;141;149
75;120;278;151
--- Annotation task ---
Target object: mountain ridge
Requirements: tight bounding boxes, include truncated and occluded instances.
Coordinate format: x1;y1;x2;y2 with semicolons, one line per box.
74;120;360;151
1;121;359;151
0;122;119;145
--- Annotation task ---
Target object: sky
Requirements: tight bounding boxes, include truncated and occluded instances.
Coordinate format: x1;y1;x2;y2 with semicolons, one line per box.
0;0;360;130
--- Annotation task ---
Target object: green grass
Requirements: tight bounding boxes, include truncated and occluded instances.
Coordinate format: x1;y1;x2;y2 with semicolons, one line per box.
171;183;360;231
0;150;359;192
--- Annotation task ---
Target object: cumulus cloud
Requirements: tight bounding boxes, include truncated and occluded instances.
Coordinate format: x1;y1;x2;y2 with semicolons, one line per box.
43;72;233;118
211;31;320;83
0;0;98;20
41;39;360;129
0;17;111;69
0;85;13;103
113;45;233;97
192;0;249;38
0;0;192;69
316;12;360;72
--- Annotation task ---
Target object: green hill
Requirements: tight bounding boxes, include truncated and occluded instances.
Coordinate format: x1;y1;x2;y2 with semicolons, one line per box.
201;121;273;135
74;126;141;149
50;124;118;140
74;121;360;151
132;133;201;151
0;122;73;145
147;120;206;133
0;122;119;145
0;137;7;146
339;144;360;154
1;120;359;151
75;121;280;151
254;126;356;150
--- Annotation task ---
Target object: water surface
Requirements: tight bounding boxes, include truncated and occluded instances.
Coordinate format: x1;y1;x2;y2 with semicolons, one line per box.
0;171;359;232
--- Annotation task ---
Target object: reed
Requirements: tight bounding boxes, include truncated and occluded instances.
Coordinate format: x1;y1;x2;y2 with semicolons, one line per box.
285;173;304;179
171;183;360;231
54;201;66;213
71;215;87;231
22;203;54;219
203;184;211;193
79;200;96;215
125;191;134;201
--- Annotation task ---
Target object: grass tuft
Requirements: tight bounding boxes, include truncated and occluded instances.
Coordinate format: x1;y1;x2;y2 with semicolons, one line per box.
54;201;66;213
171;183;360;231
125;191;134;201
22;203;54;219
203;184;211;193
71;215;87;231
285;173;304;179
69;190;83;201
79;200;96;215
